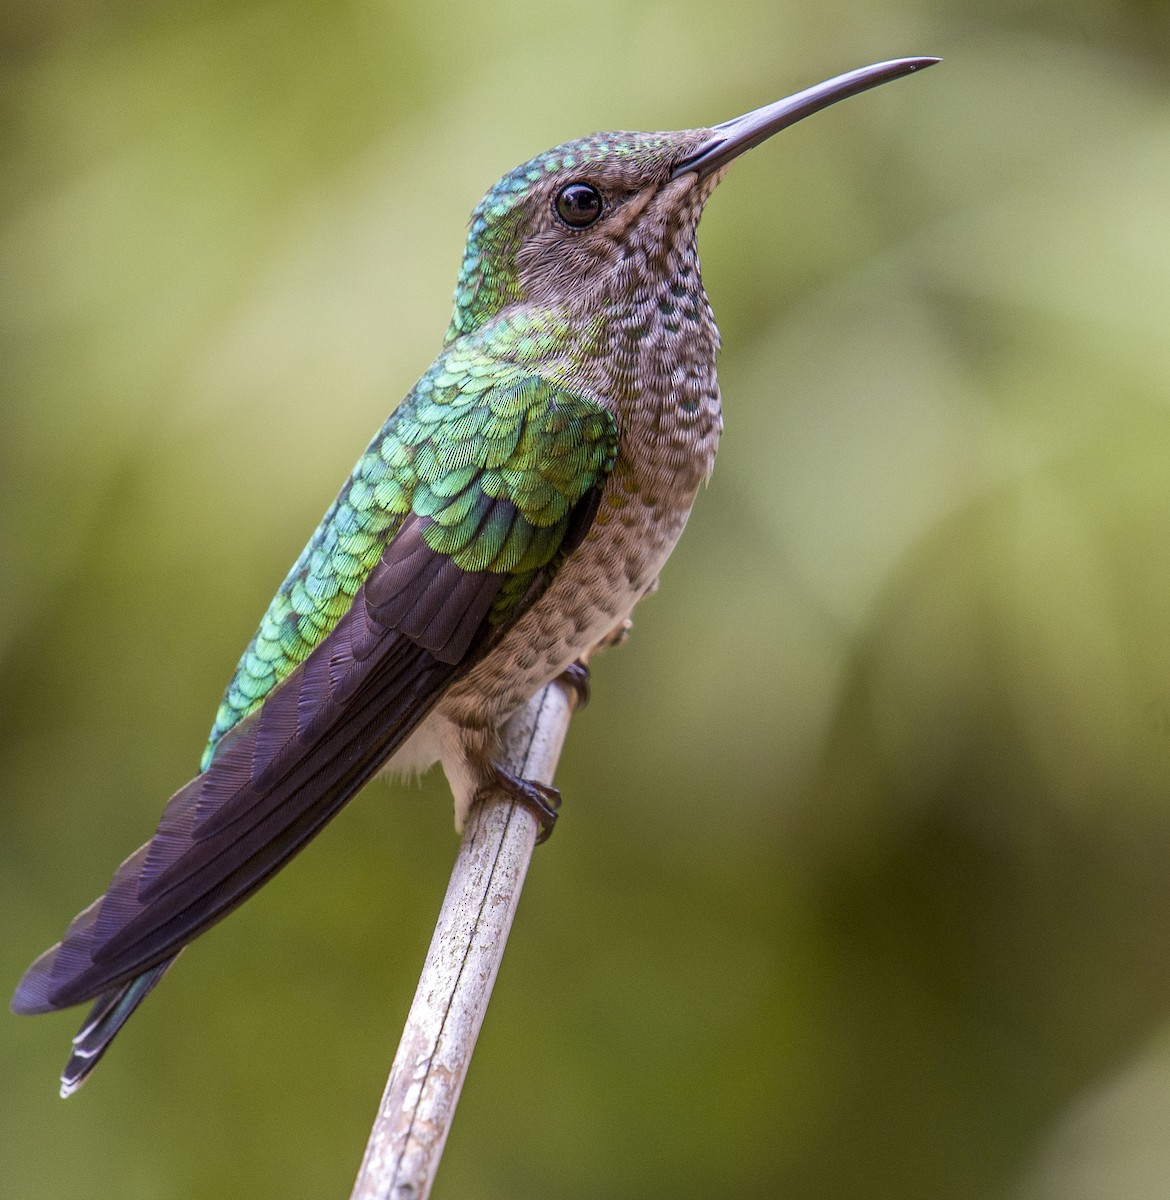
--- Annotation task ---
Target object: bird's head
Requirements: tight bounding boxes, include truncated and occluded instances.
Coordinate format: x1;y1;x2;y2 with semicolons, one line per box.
445;57;938;343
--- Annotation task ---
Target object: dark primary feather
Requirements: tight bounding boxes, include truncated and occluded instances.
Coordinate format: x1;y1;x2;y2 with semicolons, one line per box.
12;532;479;1016
18;521;508;1094
11;490;601;1016
11;490;609;1096
12;354;618;1095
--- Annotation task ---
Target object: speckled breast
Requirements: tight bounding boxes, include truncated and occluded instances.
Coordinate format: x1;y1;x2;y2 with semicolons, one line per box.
440;302;723;726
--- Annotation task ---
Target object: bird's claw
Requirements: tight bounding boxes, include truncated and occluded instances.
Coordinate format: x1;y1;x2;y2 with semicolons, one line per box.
557;660;591;710
483;766;562;844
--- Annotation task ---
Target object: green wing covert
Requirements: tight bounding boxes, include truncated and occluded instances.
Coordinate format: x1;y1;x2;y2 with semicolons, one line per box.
203;345;618;768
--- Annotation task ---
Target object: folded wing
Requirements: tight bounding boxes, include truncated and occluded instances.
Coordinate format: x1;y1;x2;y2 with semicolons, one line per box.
13;371;619;1024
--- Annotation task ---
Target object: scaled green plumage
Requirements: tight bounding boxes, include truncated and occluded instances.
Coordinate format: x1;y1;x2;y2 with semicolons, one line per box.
202;317;618;768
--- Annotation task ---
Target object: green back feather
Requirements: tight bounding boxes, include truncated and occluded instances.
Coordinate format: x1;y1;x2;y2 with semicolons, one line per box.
202;314;617;769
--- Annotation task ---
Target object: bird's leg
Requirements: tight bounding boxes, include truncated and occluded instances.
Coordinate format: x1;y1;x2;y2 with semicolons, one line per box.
480;764;562;844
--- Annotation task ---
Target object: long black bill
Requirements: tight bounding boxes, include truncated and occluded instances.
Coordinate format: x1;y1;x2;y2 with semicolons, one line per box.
672;57;940;180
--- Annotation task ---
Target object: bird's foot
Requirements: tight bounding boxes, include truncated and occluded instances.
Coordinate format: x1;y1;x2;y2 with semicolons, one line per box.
483;766;562;844
557;660;591;710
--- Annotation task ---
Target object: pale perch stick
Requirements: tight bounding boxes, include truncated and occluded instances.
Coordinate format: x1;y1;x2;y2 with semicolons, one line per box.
350;678;576;1200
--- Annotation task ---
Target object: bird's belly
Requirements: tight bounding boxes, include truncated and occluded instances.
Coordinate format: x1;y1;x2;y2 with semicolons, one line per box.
438;488;695;728
381;503;684;802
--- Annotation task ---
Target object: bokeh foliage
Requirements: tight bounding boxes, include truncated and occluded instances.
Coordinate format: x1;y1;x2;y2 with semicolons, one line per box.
5;2;1170;1197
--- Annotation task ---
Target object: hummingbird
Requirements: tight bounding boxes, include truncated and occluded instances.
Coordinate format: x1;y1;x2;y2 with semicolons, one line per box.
12;57;938;1096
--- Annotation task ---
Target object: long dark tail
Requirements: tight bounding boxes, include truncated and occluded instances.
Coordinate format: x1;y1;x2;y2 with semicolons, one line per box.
60;959;176;1097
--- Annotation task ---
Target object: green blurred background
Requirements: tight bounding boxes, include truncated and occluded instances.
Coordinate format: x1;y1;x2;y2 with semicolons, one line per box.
4;2;1170;1197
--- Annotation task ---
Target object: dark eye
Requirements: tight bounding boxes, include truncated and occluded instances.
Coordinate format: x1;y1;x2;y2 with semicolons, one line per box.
555;182;603;228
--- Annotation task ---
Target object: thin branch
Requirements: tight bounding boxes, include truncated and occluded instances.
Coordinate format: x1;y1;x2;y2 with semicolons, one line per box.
350;679;576;1200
